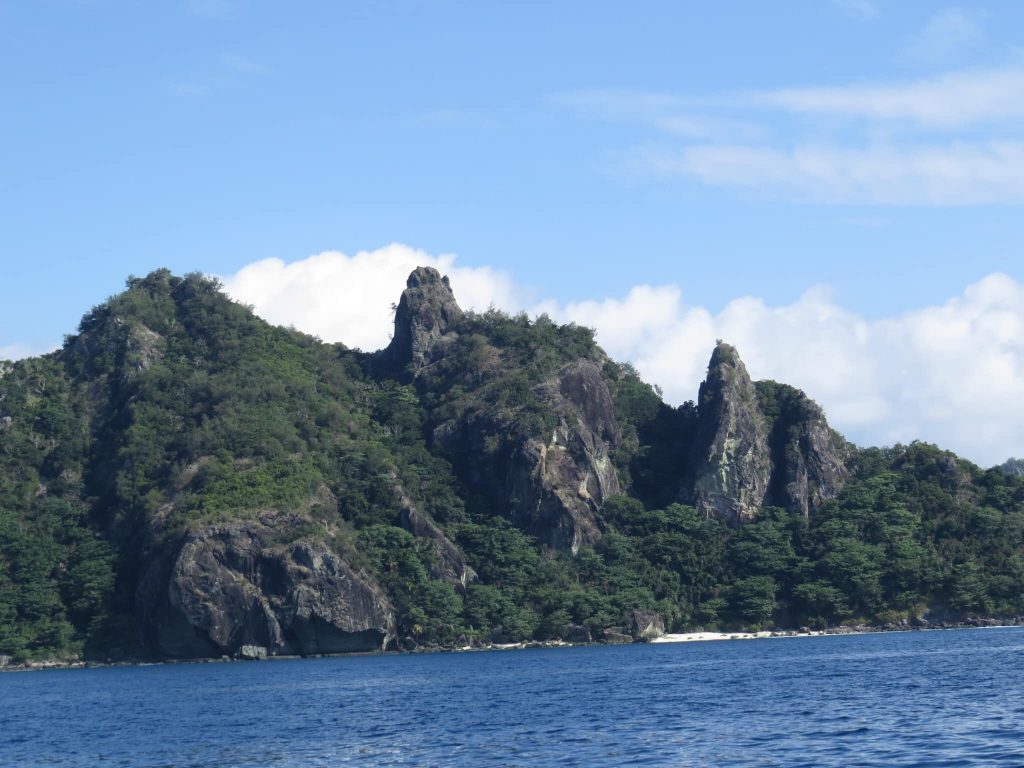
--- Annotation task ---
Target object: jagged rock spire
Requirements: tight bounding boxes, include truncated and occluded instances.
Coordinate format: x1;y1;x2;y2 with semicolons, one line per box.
686;342;772;524
382;267;463;371
683;341;852;524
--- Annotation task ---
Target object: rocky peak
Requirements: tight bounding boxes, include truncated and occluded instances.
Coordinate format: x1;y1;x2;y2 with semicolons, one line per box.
755;380;852;518
682;343;852;524
383;266;463;371
685;342;773;524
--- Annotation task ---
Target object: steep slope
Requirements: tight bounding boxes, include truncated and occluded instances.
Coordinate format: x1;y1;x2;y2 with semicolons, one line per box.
377;267;623;552
680;342;852;523
0;271;466;659
755;379;852;517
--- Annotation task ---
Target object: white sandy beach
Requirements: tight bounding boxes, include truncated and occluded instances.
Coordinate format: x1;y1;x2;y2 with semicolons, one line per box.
651;631;822;643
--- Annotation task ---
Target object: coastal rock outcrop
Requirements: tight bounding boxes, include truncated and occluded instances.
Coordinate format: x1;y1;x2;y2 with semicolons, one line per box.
628;610;666;640
685;342;773;524
431;358;622;552
138;516;396;659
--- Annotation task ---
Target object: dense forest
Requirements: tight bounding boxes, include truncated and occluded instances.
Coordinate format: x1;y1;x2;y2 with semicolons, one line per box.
1;268;1022;663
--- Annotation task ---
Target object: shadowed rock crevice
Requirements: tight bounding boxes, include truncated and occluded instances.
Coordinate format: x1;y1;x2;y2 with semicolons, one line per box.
756;380;852;518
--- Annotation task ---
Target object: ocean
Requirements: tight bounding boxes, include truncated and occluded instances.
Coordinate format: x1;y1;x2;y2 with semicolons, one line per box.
3;627;1024;767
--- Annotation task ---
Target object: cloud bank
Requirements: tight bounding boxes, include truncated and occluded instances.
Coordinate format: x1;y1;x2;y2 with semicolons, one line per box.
222;245;1024;468
221;244;524;352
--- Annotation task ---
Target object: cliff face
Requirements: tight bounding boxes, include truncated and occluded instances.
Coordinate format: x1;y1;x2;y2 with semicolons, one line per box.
682;343;851;523
396;488;478;589
384;270;622;552
757;381;852;518
503;361;622;551
137;514;396;659
381;266;463;372
685;343;773;524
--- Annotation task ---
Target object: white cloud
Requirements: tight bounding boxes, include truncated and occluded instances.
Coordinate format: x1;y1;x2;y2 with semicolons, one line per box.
902;8;985;65
564;67;1024;205
554;90;763;141
758;67;1024;128
221;246;1024;467
549;273;1024;468
221;244;523;352
642;141;1024;205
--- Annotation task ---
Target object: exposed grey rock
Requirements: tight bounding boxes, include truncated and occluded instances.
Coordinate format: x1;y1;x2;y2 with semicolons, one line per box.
238;644;267;660
1000;458;1024;477
564;624;592;644
123;323;164;379
384;267;622;552
397;491;477;590
686;342;772;524
683;344;852;523
137;516;396;659
0;654;11;668
382;266;463;371
756;381;852;518
495;360;621;551
425;355;621;551
628;610;665;640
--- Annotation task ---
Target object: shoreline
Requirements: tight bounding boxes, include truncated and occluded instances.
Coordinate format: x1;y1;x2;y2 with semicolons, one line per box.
3;619;1022;674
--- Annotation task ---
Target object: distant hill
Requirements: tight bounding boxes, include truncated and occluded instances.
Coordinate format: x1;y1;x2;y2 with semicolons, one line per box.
1;268;1022;663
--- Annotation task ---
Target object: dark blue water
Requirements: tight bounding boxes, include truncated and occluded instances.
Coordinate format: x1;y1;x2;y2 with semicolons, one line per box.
3;628;1024;767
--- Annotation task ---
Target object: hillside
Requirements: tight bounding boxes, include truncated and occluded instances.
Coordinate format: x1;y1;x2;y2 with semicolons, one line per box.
1;267;1022;663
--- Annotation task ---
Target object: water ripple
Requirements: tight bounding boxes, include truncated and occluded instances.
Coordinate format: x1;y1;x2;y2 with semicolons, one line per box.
3;628;1024;767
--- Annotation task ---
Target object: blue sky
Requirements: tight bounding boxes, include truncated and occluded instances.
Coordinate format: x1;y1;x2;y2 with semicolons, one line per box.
1;1;1023;464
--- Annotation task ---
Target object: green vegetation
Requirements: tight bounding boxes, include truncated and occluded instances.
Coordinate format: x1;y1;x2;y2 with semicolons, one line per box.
1;270;1022;661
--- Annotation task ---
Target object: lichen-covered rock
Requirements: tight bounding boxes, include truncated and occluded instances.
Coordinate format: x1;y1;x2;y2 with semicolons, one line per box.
137;516;395;659
123;323;164;378
628;609;665;640
382;266;463;372
507;361;621;551
683;344;852;523
686;342;773;524
237;644;267;660
1001;458;1024;477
